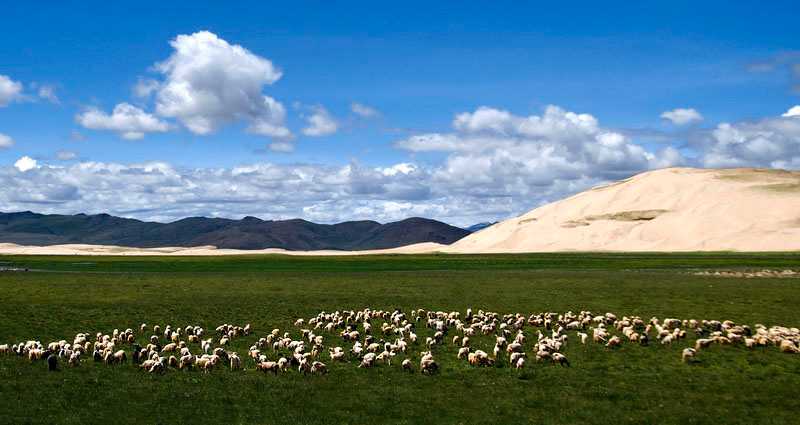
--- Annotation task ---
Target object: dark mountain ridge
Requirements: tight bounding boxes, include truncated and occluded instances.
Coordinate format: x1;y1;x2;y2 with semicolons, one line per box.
0;211;471;251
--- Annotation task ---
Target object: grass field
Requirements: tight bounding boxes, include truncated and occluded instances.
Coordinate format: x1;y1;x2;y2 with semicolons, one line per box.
1;253;799;425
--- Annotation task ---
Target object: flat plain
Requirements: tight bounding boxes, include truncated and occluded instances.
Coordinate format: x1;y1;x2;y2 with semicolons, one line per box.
1;253;799;425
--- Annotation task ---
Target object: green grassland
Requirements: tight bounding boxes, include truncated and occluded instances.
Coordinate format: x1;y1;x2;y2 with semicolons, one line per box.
1;253;799;424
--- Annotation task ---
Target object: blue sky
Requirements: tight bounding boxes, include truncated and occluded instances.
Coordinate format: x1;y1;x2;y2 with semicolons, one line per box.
1;1;799;225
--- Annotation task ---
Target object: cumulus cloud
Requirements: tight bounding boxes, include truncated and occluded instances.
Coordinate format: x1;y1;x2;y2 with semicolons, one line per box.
697;106;800;169
0;75;24;107
75;103;170;140
152;31;291;139
302;106;338;137
783;105;800;118
0;133;13;149
14;156;37;172
351;102;379;118
661;108;703;125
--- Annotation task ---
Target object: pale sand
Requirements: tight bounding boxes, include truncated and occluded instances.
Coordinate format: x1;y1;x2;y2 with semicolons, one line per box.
0;167;798;256
443;167;800;253
0;242;446;256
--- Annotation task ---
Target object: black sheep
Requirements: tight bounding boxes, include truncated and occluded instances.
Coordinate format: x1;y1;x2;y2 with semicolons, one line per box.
46;354;58;371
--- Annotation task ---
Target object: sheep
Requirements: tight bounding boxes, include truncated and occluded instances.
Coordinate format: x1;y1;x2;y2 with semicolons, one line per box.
277;357;290;371
606;336;622;348
552;353;570;367
457;347;470;360
420;352;438;375
577;332;588;345
230;353;241;370
780;340;799;354
695;338;714;350
401;359;413;372
310;361;328;375
257;361;279;374
359;353;377;368
682;348;697;363
515;357;526;369
47;354;58;371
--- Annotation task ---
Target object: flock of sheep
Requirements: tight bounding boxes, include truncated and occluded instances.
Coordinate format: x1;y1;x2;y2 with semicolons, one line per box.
1;308;799;376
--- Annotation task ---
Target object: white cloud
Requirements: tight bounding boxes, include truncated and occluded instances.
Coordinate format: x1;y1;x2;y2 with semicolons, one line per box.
661;108;703;125
0;75;24;107
76;102;170;140
351;102;379;118
14;156;37;172
37;85;59;104
397;105;684;214
132;78;160;98
783;105;800;118
153;31;290;139
56;150;77;160
0;133;13;149
302;106;338;137
698;108;800;169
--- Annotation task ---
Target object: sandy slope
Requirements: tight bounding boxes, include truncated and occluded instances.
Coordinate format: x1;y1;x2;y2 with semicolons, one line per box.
444;167;800;252
1;167;798;255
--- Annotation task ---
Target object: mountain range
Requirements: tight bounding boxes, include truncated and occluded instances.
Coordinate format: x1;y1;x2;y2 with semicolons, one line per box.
0;211;471;251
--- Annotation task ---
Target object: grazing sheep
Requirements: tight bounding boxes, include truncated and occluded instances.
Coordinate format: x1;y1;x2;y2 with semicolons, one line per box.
402;359;413;372
552;353;570;367
457;347;470;360
310;361;328;375
780;340;799;354
695;338;714;350
46;354;58;371
515;357;526;369
229;353;241;370
682;348;697;363
359;353;377;368
420;352;438;375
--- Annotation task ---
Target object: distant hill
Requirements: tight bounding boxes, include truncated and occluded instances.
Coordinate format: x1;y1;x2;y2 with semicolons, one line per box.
0;212;471;251
464;222;497;232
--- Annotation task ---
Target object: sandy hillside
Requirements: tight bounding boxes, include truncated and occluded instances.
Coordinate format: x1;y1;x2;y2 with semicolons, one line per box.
444;167;800;253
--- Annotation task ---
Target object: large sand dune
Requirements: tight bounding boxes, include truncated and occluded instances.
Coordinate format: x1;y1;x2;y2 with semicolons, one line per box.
444;167;800;253
0;167;798;255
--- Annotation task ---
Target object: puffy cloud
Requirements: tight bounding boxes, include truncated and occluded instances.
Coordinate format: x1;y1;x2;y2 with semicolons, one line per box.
351;102;379;118
14;156;37;172
0;133;13;149
302;106;338;137
0;75;24;107
395;105;686;217
783;105;800;118
153;31;290;139
698;106;800;169
36;85;59;104
0;160;451;224
661;108;703;125
75;102;170;140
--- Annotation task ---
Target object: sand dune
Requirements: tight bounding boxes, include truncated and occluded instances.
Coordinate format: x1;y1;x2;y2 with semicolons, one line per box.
444;167;800;253
1;167;798;256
